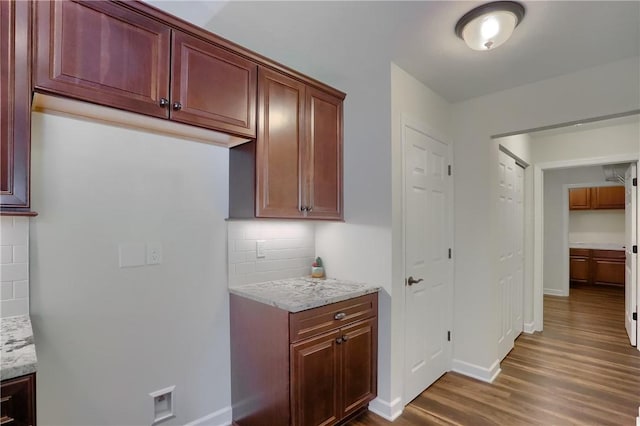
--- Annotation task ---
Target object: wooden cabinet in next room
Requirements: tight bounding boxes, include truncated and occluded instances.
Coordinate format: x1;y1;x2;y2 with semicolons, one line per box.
569;186;625;210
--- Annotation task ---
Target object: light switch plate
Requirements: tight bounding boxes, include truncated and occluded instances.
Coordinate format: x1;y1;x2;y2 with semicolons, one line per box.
146;243;163;265
119;243;146;268
256;240;266;258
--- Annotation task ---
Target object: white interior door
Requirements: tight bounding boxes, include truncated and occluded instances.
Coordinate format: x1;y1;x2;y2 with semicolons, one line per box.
497;150;517;360
625;163;637;347
512;164;525;336
403;120;452;404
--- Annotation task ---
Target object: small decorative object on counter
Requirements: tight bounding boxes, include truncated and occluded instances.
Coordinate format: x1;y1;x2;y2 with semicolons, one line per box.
311;257;325;278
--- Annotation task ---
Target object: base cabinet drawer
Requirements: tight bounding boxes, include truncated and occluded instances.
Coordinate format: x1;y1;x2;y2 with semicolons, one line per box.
1;373;36;426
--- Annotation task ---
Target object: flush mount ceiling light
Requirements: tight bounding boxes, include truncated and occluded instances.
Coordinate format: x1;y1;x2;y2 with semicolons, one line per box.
455;1;525;51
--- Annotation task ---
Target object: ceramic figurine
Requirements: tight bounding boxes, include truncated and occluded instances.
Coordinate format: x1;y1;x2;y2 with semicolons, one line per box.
311;256;325;278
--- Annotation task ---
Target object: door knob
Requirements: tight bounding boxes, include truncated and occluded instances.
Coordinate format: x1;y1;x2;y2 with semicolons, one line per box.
407;276;424;286
159;97;169;107
172;101;182;111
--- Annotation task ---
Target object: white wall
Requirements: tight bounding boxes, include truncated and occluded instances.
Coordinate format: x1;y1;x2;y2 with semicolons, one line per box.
0;216;30;318
452;57;640;375
227;221;315;287
569;211;625;245
30;113;231;425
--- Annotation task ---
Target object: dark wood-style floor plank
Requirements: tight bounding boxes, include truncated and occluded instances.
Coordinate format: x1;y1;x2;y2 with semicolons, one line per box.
348;285;640;425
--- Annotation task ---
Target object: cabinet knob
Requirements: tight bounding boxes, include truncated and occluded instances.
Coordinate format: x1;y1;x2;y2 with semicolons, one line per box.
335;338;343;344
159;97;169;107
299;206;306;212
341;335;348;342
334;312;346;320
307;206;313;212
172;101;182;111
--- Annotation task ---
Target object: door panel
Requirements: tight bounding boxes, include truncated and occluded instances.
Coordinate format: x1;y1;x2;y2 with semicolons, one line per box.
625;163;637;346
513;165;524;335
340;319;377;418
403;122;451;404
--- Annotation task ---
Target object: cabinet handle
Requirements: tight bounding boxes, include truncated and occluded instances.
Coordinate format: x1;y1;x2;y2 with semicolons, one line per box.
334;312;346;320
0;415;15;425
172;101;182;111
159;97;169;107
342;335;348;342
307;206;313;212
299;206;306;212
335;338;343;344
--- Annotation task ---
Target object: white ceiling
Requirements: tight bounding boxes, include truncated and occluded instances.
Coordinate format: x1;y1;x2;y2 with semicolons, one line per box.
148;1;640;103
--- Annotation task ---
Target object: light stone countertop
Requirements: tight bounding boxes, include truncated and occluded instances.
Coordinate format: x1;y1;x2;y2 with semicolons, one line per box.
1;315;37;381
229;277;380;313
569;242;625;251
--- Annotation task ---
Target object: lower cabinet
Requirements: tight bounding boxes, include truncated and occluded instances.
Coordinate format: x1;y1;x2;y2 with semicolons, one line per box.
231;293;378;426
1;373;36;426
569;248;624;287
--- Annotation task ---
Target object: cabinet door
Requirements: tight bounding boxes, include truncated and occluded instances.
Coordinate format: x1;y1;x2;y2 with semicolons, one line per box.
592;250;625;286
0;0;31;210
569;188;591;210
340;318;377;419
34;0;171;118
170;31;257;137
305;87;343;220
291;330;341;426
1;373;36;426
591;186;625;210
569;256;590;284
256;68;305;218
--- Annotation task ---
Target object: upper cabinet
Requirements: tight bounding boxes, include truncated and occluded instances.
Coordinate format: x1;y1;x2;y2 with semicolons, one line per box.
230;67;344;220
0;0;32;213
34;0;257;138
569;186;625;210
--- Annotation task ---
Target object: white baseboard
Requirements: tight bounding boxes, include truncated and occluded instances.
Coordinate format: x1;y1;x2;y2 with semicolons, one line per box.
543;288;567;296
184;406;232;426
524;321;536;334
368;396;403;421
451;358;501;383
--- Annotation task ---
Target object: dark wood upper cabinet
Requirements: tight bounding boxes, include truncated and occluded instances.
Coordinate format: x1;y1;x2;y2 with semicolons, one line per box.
170;30;257;137
0;0;32;213
591;186;625;210
34;0;258;137
569;186;624;210
306;87;343;219
256;67;306;218
568;187;591;210
232;67;344;220
34;0;171;118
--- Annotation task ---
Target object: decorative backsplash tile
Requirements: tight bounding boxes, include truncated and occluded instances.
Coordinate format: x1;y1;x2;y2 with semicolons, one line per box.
227;221;315;287
0;217;29;318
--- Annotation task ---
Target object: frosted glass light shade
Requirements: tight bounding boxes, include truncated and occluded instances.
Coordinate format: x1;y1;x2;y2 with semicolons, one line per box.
455;2;525;51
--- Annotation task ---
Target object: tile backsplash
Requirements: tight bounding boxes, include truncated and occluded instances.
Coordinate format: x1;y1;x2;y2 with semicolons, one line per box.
0;216;29;318
228;221;315;287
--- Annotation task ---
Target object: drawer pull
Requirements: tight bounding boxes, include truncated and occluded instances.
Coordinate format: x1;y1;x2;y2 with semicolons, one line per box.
0;396;11;403
334;312;346;320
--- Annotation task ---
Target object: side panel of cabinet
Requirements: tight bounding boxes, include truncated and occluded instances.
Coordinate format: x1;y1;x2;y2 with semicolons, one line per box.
34;0;171;118
1;373;36;426
591;186;625;210
569;188;591;210
340;318;377;419
256;68;305;218
0;0;30;210
306;87;343;220
171;31;257;137
290;330;341;426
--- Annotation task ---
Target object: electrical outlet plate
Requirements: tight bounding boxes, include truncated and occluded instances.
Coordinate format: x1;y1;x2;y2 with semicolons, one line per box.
256;240;266;258
146;243;163;265
150;386;175;424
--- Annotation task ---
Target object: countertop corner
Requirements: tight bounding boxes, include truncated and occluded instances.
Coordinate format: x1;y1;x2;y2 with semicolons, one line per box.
1;315;37;381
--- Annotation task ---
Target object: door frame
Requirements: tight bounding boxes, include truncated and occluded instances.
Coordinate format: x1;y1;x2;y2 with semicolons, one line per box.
559;180;628;297
400;113;454;405
532;153;639;331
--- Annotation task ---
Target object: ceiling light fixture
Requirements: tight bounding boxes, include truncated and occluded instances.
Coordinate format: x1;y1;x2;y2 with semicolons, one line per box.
455;1;525;51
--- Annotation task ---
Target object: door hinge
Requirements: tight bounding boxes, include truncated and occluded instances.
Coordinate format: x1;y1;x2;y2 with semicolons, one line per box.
633;245;637;254
633;178;637;187
633;312;637;321
447;331;451;342
448;248;452;259
448;165;452;176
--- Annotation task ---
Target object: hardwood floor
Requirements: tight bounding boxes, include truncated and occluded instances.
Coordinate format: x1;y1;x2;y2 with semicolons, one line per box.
349;285;640;425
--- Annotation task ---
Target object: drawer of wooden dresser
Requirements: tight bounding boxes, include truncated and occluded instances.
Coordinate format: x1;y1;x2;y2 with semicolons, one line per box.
289;293;378;343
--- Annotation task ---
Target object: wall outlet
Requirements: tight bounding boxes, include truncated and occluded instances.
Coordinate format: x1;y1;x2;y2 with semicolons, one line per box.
256;240;266;258
146;243;163;265
150;386;175;424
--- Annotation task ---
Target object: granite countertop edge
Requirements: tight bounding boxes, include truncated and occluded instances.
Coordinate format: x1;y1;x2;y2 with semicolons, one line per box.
569;242;625;250
229;278;381;313
1;315;38;381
